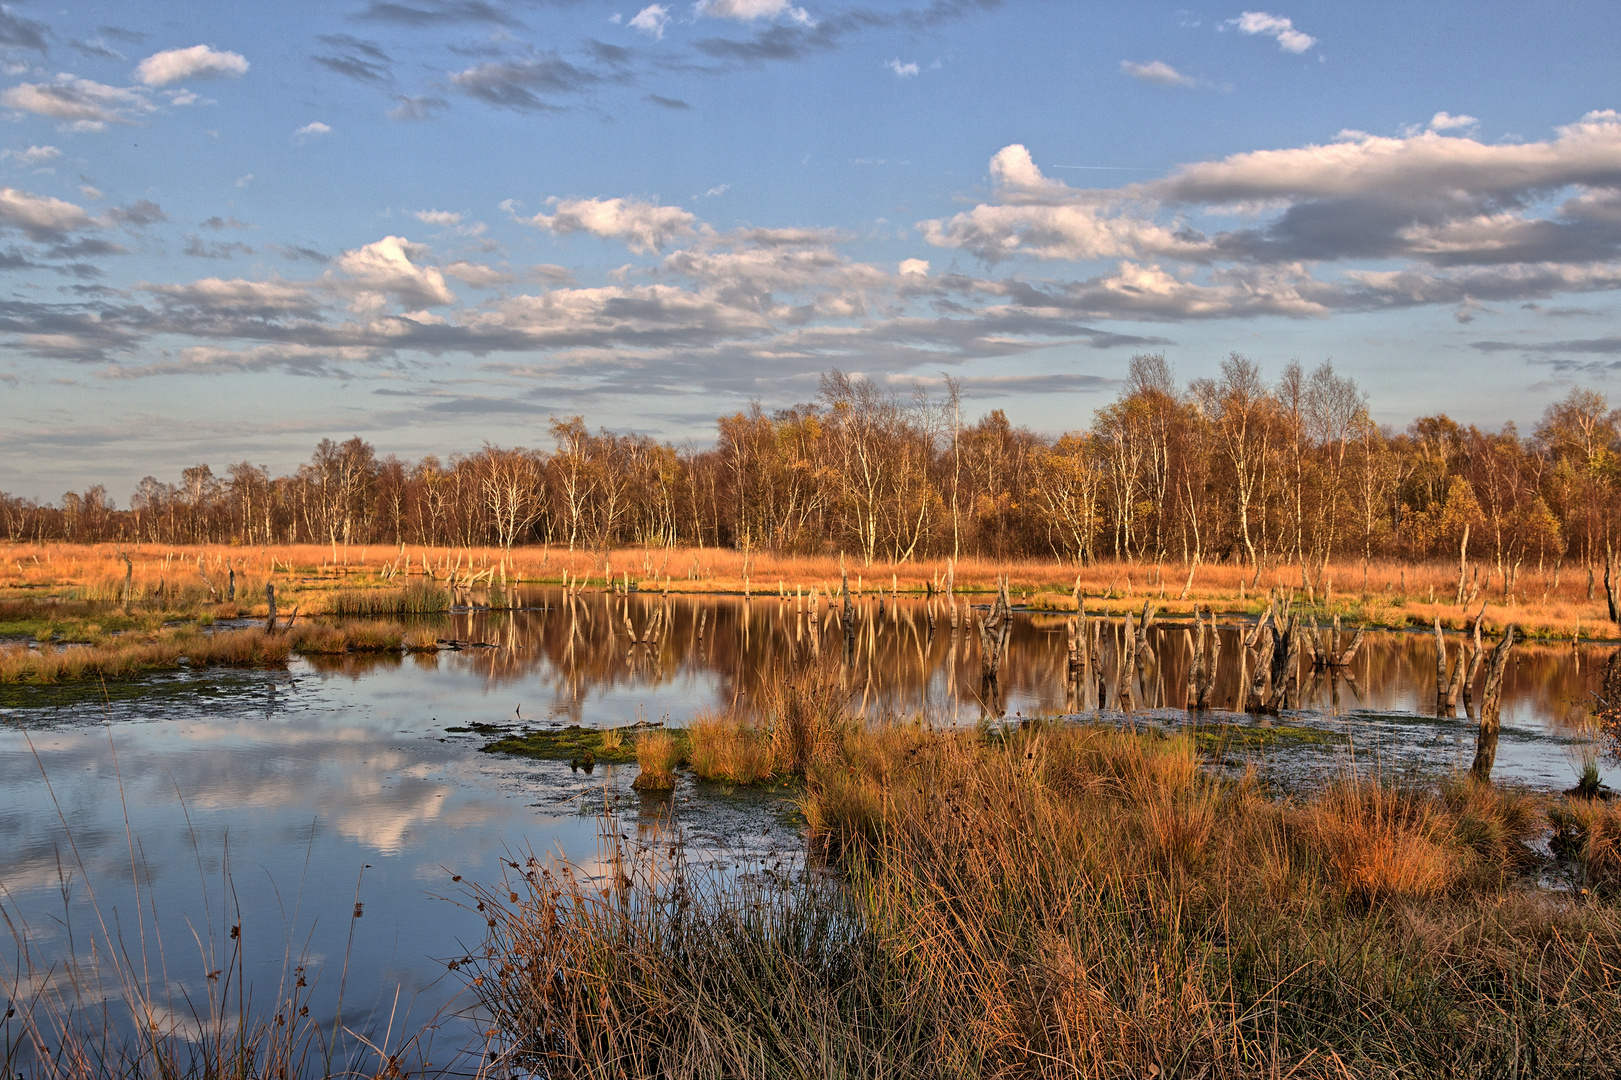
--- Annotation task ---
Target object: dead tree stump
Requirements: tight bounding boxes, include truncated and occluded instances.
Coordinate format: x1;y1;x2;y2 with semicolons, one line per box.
1469;625;1519;783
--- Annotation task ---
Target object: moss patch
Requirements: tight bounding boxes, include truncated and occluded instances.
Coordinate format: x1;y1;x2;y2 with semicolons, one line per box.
1189;721;1349;754
476;723;682;766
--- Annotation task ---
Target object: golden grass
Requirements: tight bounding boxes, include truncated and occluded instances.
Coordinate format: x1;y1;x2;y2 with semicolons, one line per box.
0;619;442;682
471;716;1621;1077
0;627;293;683
631;729;681;791
3;540;1612;639
685;711;776;784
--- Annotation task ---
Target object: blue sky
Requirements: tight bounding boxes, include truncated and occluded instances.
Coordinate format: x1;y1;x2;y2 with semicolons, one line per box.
1;0;1619;500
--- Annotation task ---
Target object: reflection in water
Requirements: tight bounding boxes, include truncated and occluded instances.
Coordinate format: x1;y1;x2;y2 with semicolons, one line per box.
315;587;1605;739
0;585;1612;1059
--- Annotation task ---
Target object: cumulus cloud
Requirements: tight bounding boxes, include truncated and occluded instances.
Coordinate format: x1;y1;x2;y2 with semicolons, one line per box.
925;113;1621;271
293;121;331;142
0;76;153;130
441;259;515;287
146;277;321;317
134;45;249;86
13;110;1621;396
415;209;463;226
1428;111;1478;131
1;145;60;167
522;196;698;254
0;187;97;239
331;235;457;310
628;4;670;38
886;58;919;77
911;112;1621;322
697;0;813;24
1229;11;1316;53
1121;60;1195;87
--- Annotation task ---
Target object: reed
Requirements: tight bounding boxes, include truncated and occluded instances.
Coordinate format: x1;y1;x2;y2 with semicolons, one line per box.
684;712;775;784
4;541;1613;639
0;628;293;683
324;582;449;617
630;730;681;791
474;717;1621;1078
0;620;436;682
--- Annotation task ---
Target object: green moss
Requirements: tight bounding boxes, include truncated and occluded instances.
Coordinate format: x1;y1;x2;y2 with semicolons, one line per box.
1190;722;1348;753
477;723;678;766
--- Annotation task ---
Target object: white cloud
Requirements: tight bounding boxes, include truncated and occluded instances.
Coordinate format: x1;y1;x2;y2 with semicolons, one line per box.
293;121;331;143
916;112;1621;320
628;4;670;38
1229;11;1316;53
0;77;153;130
1120;60;1196;88
415;209;464;226
134;45;249;87
899;258;929;276
886;58;919;78
442;260;515;287
0;187;97;238
695;0;813;25
80;185;102;200
147;277;321;316
1428;111;1479;132
235;173;253;188
1;145;60;167
331;236;457;310
522;196;699;254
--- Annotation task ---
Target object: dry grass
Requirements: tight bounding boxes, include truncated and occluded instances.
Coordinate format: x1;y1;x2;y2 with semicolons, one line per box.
324;582;450;616
0;619;439;682
1552;798;1621;891
0;627;293;683
631;730;681;791
685;712;776;784
3;541;1611;638
471;717;1621;1078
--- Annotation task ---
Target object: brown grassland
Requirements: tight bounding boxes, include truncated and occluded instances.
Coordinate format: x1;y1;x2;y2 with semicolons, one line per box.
464;681;1621;1079
2;540;1613;642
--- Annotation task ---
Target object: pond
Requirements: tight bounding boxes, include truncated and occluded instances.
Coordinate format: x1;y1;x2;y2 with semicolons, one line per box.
0;587;1613;1061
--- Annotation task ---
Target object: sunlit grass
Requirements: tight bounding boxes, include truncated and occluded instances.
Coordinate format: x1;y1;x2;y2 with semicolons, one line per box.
1;541;1609;639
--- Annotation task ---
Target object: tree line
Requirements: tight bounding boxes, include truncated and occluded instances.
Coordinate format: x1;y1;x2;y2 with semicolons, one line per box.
3;357;1612;579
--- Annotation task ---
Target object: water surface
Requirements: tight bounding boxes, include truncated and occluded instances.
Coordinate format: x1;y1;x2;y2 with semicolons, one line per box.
1;587;1611;1057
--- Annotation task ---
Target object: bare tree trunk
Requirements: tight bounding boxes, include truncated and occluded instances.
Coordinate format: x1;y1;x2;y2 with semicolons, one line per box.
1434;616;1449;715
1185;623;1201;709
1118;610;1137;710
1470;626;1518;783
1607;544;1621;626
1178;554;1200;601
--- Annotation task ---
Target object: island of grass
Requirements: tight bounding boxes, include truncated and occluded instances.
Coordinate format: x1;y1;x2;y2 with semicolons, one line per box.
475;723;670;767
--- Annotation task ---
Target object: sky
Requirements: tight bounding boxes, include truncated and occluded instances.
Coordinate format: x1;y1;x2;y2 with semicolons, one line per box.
0;0;1619;502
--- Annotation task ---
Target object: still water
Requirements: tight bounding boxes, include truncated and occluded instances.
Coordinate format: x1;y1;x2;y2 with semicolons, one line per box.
0;587;1613;1056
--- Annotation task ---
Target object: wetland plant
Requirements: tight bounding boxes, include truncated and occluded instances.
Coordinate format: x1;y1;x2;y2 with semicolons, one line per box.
631;729;680;791
475;718;1621;1078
